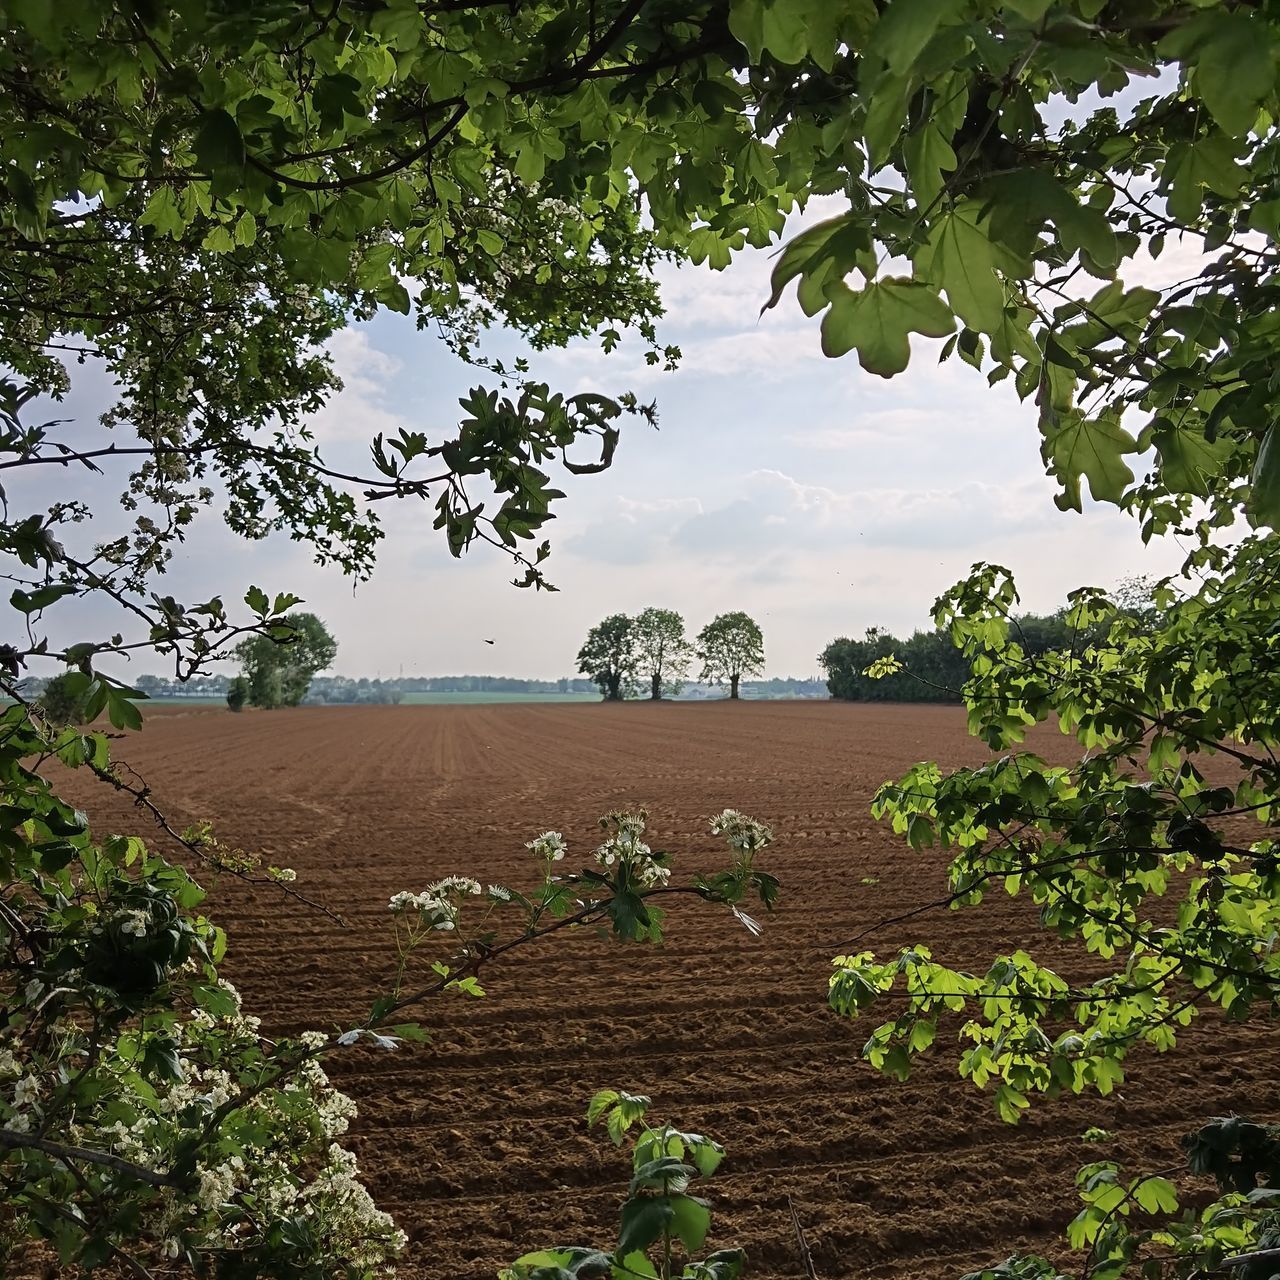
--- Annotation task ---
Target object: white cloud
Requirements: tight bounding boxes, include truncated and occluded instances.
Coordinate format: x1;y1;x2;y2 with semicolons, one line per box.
307;329;404;443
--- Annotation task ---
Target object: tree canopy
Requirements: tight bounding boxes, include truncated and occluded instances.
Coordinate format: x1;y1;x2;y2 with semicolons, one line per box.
234;612;338;709
576;613;638;701
696;612;765;700
819;612;1092;702
632;607;694;700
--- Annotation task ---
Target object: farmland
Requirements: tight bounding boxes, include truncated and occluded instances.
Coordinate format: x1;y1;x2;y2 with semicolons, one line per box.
53;701;1280;1280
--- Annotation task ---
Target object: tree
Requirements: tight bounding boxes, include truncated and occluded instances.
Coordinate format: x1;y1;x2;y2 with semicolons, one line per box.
235;613;337;709
633;608;693;701
38;672;90;726
576;615;637;702
696;613;765;700
225;676;249;712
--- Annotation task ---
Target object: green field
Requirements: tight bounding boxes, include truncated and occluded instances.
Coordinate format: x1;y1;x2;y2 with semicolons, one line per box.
398;691;599;705
138;696;225;705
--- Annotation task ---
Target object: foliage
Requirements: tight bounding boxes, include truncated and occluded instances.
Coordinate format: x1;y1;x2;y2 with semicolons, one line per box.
225;675;248;712
962;1116;1280;1280
749;0;1280;543
502;1091;743;1280
830;542;1280;1114
235;612;338;709
696;613;765;700
1;706;777;1279
820;613;1085;702
633;608;694;701
577;614;638;702
37;671;90;726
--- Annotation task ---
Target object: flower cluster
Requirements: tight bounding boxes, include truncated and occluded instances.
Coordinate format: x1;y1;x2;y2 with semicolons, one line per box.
389;876;482;933
526;830;567;865
594;811;671;888
2;808;405;1279
710;809;774;861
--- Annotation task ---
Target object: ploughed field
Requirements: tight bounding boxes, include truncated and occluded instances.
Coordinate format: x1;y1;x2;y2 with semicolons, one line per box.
57;702;1280;1280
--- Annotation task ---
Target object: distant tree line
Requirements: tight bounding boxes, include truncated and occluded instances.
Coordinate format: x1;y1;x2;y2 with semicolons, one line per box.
820;581;1157;702
393;675;598;694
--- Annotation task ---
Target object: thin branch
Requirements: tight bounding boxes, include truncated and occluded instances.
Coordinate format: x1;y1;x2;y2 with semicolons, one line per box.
0;1128;182;1189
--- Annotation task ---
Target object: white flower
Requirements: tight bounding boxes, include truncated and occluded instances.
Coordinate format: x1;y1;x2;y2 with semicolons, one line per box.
13;1076;40;1107
486;884;512;901
429;875;482;896
195;1162;237;1211
273;868;297;883
299;1030;328;1050
116;909;149;938
388;891;426;913
526;831;566;862
710;809;773;854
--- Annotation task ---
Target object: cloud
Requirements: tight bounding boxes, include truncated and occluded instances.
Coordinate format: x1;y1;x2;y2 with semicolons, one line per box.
307;328;404;443
564;495;702;565
565;468;1061;578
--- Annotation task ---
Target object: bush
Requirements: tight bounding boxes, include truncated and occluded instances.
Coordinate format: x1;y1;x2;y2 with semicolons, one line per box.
226;676;249;712
38;671;89;725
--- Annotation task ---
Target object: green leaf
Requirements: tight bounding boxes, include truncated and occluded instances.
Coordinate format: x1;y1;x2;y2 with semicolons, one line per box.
1152;420;1231;498
903;125;957;211
1249;423;1280;528
1166;135;1243;222
630;1156;692;1194
689;1137;724;1178
994;1083;1030;1123
369;0;423;51
820;278;954;376
1191;13;1275;137
916;201;1023;333
586;1090;620;1124
668;1195;712;1252
245;584;269;616
763;213;870;315
687;226;740;270
728;0;824;65
617;1197;674;1256
10;582;74;613
1044;410;1137;509
106;687;144;732
193;109;245;174
1133;1176;1179;1215
867;0;960;75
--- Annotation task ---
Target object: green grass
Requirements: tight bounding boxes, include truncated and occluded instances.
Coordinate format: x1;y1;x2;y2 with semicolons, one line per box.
398;691;600;705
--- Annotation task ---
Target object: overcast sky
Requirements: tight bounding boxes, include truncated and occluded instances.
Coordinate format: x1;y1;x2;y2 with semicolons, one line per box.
22;202;1195;682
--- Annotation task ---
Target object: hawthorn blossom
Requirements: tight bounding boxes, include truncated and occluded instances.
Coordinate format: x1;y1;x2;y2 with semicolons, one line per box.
526;831;566;863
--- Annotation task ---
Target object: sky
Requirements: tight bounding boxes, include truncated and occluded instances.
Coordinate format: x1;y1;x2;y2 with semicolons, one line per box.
18;201;1197;682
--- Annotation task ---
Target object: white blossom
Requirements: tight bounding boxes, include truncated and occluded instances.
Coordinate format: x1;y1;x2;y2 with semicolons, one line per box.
429;875;482;897
526;831;566;862
13;1076;40;1107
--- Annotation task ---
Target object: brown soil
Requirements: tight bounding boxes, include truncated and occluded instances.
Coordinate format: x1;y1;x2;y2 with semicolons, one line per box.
52;701;1280;1280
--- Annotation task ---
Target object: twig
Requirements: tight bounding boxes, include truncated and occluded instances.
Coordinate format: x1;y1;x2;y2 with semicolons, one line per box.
787;1194;818;1280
